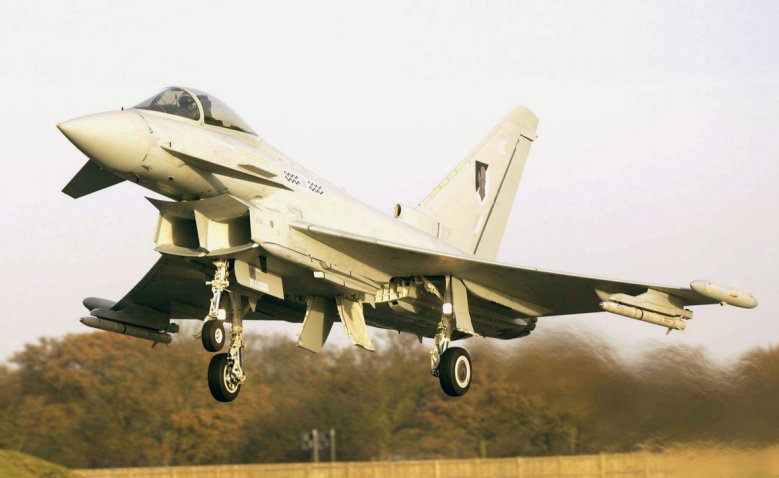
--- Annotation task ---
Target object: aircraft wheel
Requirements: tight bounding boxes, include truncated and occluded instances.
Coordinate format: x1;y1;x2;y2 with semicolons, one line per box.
439;347;472;397
201;320;225;352
208;353;241;402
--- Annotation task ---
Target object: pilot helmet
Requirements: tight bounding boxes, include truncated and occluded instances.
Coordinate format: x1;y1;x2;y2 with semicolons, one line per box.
179;94;195;110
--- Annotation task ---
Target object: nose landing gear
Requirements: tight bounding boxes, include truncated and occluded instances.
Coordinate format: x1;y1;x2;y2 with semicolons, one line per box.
208;291;248;402
202;260;249;402
201;259;230;352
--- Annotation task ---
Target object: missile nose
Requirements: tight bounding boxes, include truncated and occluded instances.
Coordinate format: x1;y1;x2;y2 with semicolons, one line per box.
57;110;150;173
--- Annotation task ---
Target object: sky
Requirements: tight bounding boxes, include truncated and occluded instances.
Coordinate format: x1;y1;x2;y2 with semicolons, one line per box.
0;1;777;363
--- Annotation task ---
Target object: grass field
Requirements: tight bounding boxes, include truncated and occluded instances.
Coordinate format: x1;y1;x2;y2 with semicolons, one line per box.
0;450;81;478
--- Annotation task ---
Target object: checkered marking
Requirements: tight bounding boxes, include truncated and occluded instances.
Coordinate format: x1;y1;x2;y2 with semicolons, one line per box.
307;180;324;195
283;171;301;185
283;170;325;196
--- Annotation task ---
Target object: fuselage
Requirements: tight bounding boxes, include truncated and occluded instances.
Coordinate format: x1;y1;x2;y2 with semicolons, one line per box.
58;96;465;259
140;109;464;256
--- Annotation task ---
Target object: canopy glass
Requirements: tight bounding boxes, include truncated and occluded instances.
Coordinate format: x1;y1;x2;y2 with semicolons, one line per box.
134;87;256;135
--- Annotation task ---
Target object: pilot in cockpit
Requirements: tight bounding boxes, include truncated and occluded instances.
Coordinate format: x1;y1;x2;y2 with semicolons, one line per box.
178;94;198;118
133;87;255;134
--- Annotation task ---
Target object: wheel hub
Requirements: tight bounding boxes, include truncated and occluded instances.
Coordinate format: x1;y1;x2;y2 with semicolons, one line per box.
222;363;240;393
454;355;471;388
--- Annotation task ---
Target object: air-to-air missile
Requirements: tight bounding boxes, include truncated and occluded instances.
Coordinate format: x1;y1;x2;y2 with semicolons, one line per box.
599;301;688;331
80;316;174;344
598;280;757;332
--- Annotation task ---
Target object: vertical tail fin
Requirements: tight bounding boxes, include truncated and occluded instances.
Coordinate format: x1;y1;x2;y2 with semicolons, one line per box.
416;106;538;260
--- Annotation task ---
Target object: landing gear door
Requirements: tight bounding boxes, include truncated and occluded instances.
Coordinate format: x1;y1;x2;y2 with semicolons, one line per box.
233;260;284;300
298;296;336;354
336;297;375;351
452;277;478;336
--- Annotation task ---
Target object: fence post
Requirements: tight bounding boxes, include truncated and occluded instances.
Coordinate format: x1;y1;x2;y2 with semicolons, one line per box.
434;459;441;478
643;452;650;478
600;453;606;478
516;456;523;478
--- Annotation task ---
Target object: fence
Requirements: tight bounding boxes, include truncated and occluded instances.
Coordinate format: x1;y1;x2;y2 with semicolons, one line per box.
76;447;779;478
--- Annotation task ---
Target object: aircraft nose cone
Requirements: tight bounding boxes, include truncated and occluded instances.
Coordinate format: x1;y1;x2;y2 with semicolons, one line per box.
57;110;150;173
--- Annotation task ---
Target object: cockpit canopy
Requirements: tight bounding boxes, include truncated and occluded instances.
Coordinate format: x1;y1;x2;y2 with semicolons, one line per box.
133;87;256;135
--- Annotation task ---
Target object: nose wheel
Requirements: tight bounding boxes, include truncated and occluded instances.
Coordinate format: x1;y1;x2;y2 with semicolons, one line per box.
201;319;225;352
201;259;230;352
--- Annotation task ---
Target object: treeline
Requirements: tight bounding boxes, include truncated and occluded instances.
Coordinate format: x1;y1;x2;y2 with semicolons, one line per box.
0;328;778;469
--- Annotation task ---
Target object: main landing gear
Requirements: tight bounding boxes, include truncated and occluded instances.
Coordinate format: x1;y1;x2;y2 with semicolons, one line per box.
201;260;249;402
430;311;473;397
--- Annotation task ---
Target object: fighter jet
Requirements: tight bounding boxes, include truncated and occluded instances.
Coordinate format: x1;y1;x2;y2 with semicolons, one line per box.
58;87;757;402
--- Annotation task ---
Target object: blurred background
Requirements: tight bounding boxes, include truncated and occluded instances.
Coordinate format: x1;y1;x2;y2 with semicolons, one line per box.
2;330;779;468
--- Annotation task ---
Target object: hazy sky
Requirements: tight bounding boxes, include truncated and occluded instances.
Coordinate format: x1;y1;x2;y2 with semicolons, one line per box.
0;1;776;363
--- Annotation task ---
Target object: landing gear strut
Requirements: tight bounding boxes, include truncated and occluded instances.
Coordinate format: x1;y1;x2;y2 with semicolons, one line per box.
430;305;473;397
202;260;249;402
208;291;248;402
202;259;229;352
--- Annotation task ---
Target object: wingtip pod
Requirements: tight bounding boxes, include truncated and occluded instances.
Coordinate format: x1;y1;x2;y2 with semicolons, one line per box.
690;280;758;309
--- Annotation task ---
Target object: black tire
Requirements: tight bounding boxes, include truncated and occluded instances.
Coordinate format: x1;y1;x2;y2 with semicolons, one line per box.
208;353;241;402
202;320;225;352
438;347;472;397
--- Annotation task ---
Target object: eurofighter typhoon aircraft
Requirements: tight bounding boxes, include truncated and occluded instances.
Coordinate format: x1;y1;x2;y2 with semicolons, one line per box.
58;87;757;402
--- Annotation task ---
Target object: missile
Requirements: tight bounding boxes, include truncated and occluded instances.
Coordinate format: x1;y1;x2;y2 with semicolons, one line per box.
599;301;686;331
690;281;757;309
80;316;172;344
